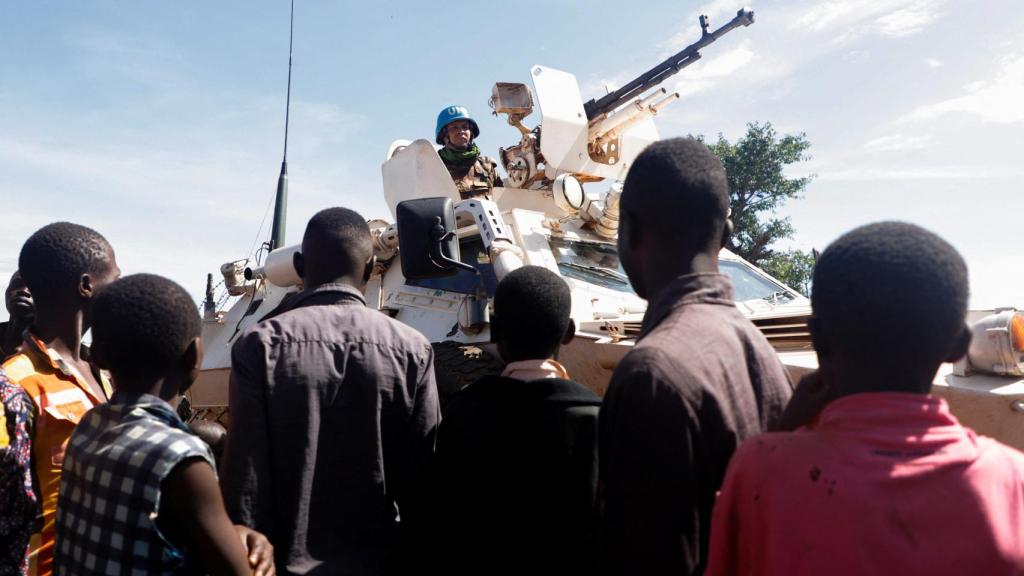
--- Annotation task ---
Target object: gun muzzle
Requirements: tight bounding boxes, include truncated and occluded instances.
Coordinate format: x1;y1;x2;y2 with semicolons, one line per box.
650;91;680;113
635;87;669;111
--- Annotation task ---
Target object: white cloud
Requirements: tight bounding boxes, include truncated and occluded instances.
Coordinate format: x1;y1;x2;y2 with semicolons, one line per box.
579;72;630;102
874;1;943;36
815;165;1023;181
672;42;756;97
0;95;375;312
925;58;944;68
686;0;749;23
904;53;1024;123
793;0;946;42
659;0;751;59
863;133;931;152
65;28;186;89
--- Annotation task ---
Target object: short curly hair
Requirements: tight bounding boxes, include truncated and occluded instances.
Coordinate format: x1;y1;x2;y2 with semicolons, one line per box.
622;137;729;251
812;221;968;378
18;222;112;301
91;274;201;381
302;207;372;275
493;266;572;359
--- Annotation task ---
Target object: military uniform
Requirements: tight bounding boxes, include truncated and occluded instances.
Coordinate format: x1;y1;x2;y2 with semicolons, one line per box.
435;105;503;199
442;155;503;199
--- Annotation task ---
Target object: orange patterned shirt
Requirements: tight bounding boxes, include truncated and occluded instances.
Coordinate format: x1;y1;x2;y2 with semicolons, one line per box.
2;334;111;576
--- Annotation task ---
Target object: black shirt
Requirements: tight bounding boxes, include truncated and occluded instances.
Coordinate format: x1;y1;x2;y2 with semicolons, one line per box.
599;273;793;575
435;374;602;576
221;284;440;576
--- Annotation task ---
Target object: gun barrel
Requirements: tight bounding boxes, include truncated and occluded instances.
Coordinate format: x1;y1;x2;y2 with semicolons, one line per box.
635;87;669;111
650;91;680;113
583;8;754;120
589;89;680;144
590;88;667;140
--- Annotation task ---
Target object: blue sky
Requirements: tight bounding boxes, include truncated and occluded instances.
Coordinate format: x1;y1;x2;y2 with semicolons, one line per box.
1;0;1022;321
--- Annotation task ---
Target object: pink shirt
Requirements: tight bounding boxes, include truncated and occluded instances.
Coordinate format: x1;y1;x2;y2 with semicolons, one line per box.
707;392;1024;576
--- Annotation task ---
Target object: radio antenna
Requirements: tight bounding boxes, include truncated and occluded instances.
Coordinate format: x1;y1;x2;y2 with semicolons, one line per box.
269;0;295;251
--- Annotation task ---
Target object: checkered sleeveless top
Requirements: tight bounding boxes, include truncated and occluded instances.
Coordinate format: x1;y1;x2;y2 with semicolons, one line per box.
53;393;214;575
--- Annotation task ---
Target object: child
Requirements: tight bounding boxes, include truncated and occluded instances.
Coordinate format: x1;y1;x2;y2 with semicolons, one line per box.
706;222;1024;575
434;266;601;575
53;274;274;576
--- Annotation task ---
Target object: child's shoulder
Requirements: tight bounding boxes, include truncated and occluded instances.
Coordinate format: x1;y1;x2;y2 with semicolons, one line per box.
732;430;823;471
78;402;214;471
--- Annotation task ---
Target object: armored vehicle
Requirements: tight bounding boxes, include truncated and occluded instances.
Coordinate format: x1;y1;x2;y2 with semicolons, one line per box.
191;8;1024;449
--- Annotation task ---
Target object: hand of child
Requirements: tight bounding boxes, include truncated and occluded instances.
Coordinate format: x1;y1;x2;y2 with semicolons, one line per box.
234;525;276;576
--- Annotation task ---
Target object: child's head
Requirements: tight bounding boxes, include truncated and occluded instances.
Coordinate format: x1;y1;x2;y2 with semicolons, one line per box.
91;273;202;396
811;221;970;393
491;266;573;363
19;222;120;324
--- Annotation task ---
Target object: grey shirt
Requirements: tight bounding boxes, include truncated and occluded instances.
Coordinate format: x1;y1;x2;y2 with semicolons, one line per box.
221;283;440;576
599;273;793;576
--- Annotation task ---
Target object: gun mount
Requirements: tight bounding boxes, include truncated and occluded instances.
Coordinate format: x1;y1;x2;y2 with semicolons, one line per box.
491;8;755;193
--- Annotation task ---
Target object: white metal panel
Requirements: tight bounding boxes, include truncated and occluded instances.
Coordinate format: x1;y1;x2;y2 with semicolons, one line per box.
200;282;296;370
381;139;461;219
532;65;660;180
533;65;589;174
492;186;563;217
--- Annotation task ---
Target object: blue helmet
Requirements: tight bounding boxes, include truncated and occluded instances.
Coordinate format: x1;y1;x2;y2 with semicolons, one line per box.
435;105;480;145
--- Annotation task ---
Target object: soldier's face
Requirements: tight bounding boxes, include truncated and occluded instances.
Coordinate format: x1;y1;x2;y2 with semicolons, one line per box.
445;121;473;149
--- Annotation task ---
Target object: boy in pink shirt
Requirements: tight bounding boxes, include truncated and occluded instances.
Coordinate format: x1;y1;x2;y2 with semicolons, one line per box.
706;222;1024;576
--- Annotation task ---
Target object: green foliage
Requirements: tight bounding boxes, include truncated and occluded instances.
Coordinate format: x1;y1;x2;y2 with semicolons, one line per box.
761;249;816;296
701;122;816;294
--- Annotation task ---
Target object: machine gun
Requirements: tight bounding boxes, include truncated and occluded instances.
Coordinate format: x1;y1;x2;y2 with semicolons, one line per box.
585;8;754;164
492;8;755;187
584;8;754;120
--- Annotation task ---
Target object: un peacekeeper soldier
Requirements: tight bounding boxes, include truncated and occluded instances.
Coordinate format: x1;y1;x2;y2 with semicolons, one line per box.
435;105;503;199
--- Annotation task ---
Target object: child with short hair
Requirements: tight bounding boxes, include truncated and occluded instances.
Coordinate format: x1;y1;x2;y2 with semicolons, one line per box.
434;266;602;575
53;274;275;576
707;222;1024;575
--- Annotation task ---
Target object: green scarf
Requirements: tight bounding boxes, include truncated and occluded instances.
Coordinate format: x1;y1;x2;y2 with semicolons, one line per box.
438;143;481;167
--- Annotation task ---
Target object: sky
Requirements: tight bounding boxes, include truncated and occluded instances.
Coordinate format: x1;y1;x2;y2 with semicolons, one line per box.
1;0;1022;321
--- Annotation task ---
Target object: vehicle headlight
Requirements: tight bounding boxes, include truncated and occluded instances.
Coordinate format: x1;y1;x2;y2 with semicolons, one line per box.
962;309;1024;377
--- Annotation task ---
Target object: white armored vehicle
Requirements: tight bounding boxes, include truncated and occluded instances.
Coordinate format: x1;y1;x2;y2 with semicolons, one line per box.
193;9;807;400
191;8;1024;449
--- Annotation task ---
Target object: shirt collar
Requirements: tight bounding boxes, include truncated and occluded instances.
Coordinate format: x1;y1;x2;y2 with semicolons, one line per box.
285;282;367;311
109;391;190;432
501;359;571;381
817;392;958;429
22;331;112;401
811;392;975;458
640;273;736;338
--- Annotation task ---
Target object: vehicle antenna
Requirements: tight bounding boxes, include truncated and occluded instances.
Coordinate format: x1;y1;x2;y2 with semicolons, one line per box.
269;0;295;251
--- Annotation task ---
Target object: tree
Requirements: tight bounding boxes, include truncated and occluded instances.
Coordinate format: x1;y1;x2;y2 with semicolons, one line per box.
702;122;816;295
761;249;815;296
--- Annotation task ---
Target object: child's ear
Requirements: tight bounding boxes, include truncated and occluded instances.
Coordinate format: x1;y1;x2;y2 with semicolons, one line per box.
721;217;734;248
178;337;203;394
562;319;576;345
363;255;377;284
946;325;972;362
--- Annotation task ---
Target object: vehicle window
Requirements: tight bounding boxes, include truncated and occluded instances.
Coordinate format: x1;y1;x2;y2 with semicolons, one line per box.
406;236;498;297
720;260;794;302
549;237;634;293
